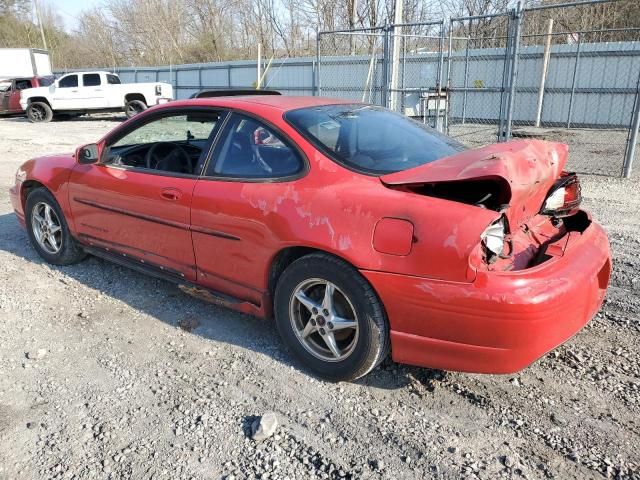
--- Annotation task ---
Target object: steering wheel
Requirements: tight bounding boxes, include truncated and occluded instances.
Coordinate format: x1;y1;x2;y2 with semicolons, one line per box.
145;142;192;173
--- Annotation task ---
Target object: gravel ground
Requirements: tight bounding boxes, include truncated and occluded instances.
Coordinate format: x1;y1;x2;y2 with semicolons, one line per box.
0;115;639;480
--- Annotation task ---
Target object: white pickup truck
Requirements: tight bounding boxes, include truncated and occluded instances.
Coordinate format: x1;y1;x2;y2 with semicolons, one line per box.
20;71;173;123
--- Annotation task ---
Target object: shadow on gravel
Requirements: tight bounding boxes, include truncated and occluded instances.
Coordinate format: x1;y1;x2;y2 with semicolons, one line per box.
1;115;126;123
0;212;424;390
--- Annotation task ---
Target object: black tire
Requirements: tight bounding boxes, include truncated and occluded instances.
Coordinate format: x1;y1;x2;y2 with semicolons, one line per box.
124;99;147;118
25;188;86;265
274;253;390;381
26;102;53;123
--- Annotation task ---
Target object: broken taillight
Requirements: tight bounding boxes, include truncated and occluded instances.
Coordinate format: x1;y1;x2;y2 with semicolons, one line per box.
480;216;511;264
540;172;581;218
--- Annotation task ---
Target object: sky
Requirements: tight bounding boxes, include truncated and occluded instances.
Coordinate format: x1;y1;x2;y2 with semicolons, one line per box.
48;0;102;31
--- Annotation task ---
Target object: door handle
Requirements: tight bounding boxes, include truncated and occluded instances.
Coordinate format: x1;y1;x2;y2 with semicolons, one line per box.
160;188;182;201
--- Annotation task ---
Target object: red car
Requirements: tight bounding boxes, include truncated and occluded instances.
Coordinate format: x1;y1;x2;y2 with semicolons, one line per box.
9;96;611;381
0;76;54;115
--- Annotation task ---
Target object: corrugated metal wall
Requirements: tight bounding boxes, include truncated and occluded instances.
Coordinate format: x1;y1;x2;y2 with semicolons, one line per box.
56;40;640;127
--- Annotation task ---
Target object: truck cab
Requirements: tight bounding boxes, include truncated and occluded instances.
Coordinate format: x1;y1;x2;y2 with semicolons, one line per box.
0;76;54;115
20;71;173;123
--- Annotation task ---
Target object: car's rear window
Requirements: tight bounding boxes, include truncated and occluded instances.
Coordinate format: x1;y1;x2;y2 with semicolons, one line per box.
285;104;466;175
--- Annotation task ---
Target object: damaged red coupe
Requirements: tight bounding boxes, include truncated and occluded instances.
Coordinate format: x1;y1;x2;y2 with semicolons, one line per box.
9;96;611;381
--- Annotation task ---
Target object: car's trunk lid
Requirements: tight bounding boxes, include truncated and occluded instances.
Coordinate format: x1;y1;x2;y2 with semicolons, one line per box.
379;139;568;227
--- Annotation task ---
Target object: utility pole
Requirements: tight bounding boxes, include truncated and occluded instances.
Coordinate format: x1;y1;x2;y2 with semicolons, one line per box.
33;0;48;50
389;0;403;111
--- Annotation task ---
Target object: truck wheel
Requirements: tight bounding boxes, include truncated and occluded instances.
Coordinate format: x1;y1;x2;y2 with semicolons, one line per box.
125;100;147;118
26;102;53;123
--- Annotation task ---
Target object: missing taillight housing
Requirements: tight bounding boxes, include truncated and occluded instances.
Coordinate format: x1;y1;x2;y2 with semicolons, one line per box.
481;216;512;264
540;172;581;218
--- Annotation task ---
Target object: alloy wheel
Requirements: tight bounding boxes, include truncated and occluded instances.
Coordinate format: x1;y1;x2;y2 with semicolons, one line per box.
29;105;45;122
31;202;62;254
289;278;359;362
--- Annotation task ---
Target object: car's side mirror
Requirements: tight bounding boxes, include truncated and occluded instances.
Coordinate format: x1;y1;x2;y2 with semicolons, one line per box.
77;143;100;164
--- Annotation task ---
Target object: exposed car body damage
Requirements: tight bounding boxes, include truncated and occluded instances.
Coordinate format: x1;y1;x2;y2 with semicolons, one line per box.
381;140;568;226
9;96;611;375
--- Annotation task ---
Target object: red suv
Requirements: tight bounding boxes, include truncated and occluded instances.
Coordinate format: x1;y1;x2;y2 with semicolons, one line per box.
0;76;55;115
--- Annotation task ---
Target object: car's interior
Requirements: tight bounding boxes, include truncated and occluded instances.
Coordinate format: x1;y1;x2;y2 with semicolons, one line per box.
105;113;218;175
108;138;207;175
105;112;301;178
211;116;301;177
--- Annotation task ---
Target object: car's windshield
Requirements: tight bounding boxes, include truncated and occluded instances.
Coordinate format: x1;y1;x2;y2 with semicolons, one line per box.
0;82;10;92
285;104;466;175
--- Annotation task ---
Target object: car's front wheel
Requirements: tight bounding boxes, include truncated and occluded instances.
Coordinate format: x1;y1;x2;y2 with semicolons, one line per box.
25;188;86;265
274;253;390;381
26;102;53;123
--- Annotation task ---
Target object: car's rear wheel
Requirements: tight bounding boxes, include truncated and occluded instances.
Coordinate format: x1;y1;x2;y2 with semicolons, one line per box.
274;253;390;381
26;102;53;123
124;100;147;118
25;188;86;265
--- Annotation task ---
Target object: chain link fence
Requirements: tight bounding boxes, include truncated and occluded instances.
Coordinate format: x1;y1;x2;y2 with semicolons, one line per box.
389;21;444;129
316;27;388;105
316;0;640;178
510;2;640;176
445;13;514;147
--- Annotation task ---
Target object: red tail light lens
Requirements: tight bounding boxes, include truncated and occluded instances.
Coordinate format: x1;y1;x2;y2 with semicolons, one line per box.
540;172;581;217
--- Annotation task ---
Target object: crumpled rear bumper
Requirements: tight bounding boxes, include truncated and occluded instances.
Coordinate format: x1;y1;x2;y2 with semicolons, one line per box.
362;218;611;374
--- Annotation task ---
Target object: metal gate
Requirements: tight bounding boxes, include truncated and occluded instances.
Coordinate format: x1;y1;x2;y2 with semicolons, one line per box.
317;21;446;129
316;0;640;178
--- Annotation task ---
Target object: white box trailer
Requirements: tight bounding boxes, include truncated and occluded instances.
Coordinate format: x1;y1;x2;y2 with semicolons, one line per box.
0;48;52;80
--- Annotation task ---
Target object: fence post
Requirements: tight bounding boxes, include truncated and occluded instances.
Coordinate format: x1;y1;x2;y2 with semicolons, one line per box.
401;35;406;111
381;24;391;108
316;30;322;97
622;70;640;178
566;33;582;128
444;20;454;133
534;18;553;127
311;59;316;96
435;21;445;131
227;65;232;88
498;15;514;142
462;34;470;125
504;1;523;142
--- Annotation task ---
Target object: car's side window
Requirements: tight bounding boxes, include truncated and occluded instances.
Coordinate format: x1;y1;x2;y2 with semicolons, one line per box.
59;75;78;88
208;113;303;179
83;74;101;87
104;111;222;176
15;80;32;90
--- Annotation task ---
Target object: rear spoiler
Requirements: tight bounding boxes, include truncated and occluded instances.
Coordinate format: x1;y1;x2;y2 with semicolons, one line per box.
190;89;281;99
